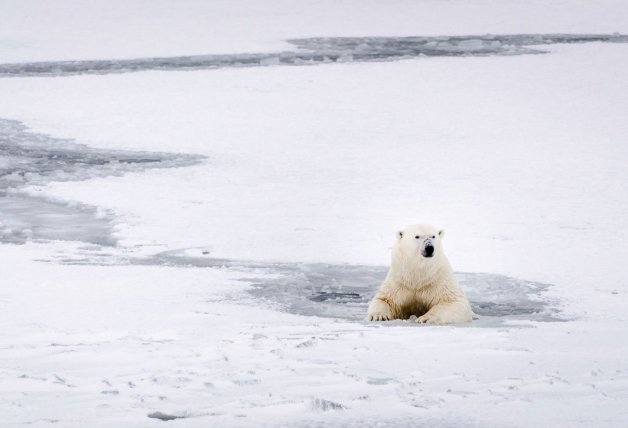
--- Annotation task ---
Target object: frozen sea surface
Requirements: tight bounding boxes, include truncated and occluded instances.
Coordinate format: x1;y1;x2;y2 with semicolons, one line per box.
1;15;628;424
0;33;626;77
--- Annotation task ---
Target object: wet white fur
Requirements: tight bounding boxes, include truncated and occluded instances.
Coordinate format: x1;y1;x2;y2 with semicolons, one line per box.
367;223;473;324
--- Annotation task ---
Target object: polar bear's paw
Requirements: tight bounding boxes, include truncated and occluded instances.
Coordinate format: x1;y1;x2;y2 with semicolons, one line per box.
417;313;441;324
367;312;392;321
366;297;394;321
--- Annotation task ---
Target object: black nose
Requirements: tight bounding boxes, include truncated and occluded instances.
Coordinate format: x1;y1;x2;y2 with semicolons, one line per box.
424;245;434;257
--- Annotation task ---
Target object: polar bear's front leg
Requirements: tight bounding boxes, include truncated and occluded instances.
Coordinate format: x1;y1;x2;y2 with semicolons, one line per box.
417;300;473;325
366;295;395;321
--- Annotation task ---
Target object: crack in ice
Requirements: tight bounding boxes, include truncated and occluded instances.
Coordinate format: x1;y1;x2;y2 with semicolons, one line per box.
0;33;626;77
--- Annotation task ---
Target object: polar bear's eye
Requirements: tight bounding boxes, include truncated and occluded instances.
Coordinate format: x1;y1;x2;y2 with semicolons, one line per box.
432;235;435;239
415;235;420;239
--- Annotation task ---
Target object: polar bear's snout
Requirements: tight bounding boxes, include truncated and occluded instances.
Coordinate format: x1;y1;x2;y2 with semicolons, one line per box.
422;243;435;258
421;239;435;258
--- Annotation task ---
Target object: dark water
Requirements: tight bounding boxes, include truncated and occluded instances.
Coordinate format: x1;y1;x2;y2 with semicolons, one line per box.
1;33;626;77
147;411;190;421
0;118;203;244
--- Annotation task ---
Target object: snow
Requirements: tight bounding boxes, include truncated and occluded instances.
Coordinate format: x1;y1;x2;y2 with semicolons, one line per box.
2;1;628;427
2;0;628;63
2;241;627;427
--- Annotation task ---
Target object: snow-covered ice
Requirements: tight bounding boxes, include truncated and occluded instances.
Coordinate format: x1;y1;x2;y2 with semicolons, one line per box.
2;0;628;63
1;1;628;427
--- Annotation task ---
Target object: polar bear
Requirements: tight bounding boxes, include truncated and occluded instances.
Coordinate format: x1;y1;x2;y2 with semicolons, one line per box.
366;223;473;324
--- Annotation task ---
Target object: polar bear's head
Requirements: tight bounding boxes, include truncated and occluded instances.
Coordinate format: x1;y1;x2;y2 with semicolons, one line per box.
395;223;445;261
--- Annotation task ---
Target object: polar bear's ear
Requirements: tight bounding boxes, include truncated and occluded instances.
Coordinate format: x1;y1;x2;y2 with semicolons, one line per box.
438;229;445;238
397;230;404;239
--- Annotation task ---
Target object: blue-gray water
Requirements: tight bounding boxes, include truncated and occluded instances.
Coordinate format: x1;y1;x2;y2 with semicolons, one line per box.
0;33;626;77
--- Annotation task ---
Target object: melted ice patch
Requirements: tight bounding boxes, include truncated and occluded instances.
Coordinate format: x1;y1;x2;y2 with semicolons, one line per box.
0;193;114;245
126;247;562;326
0;118;202;244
